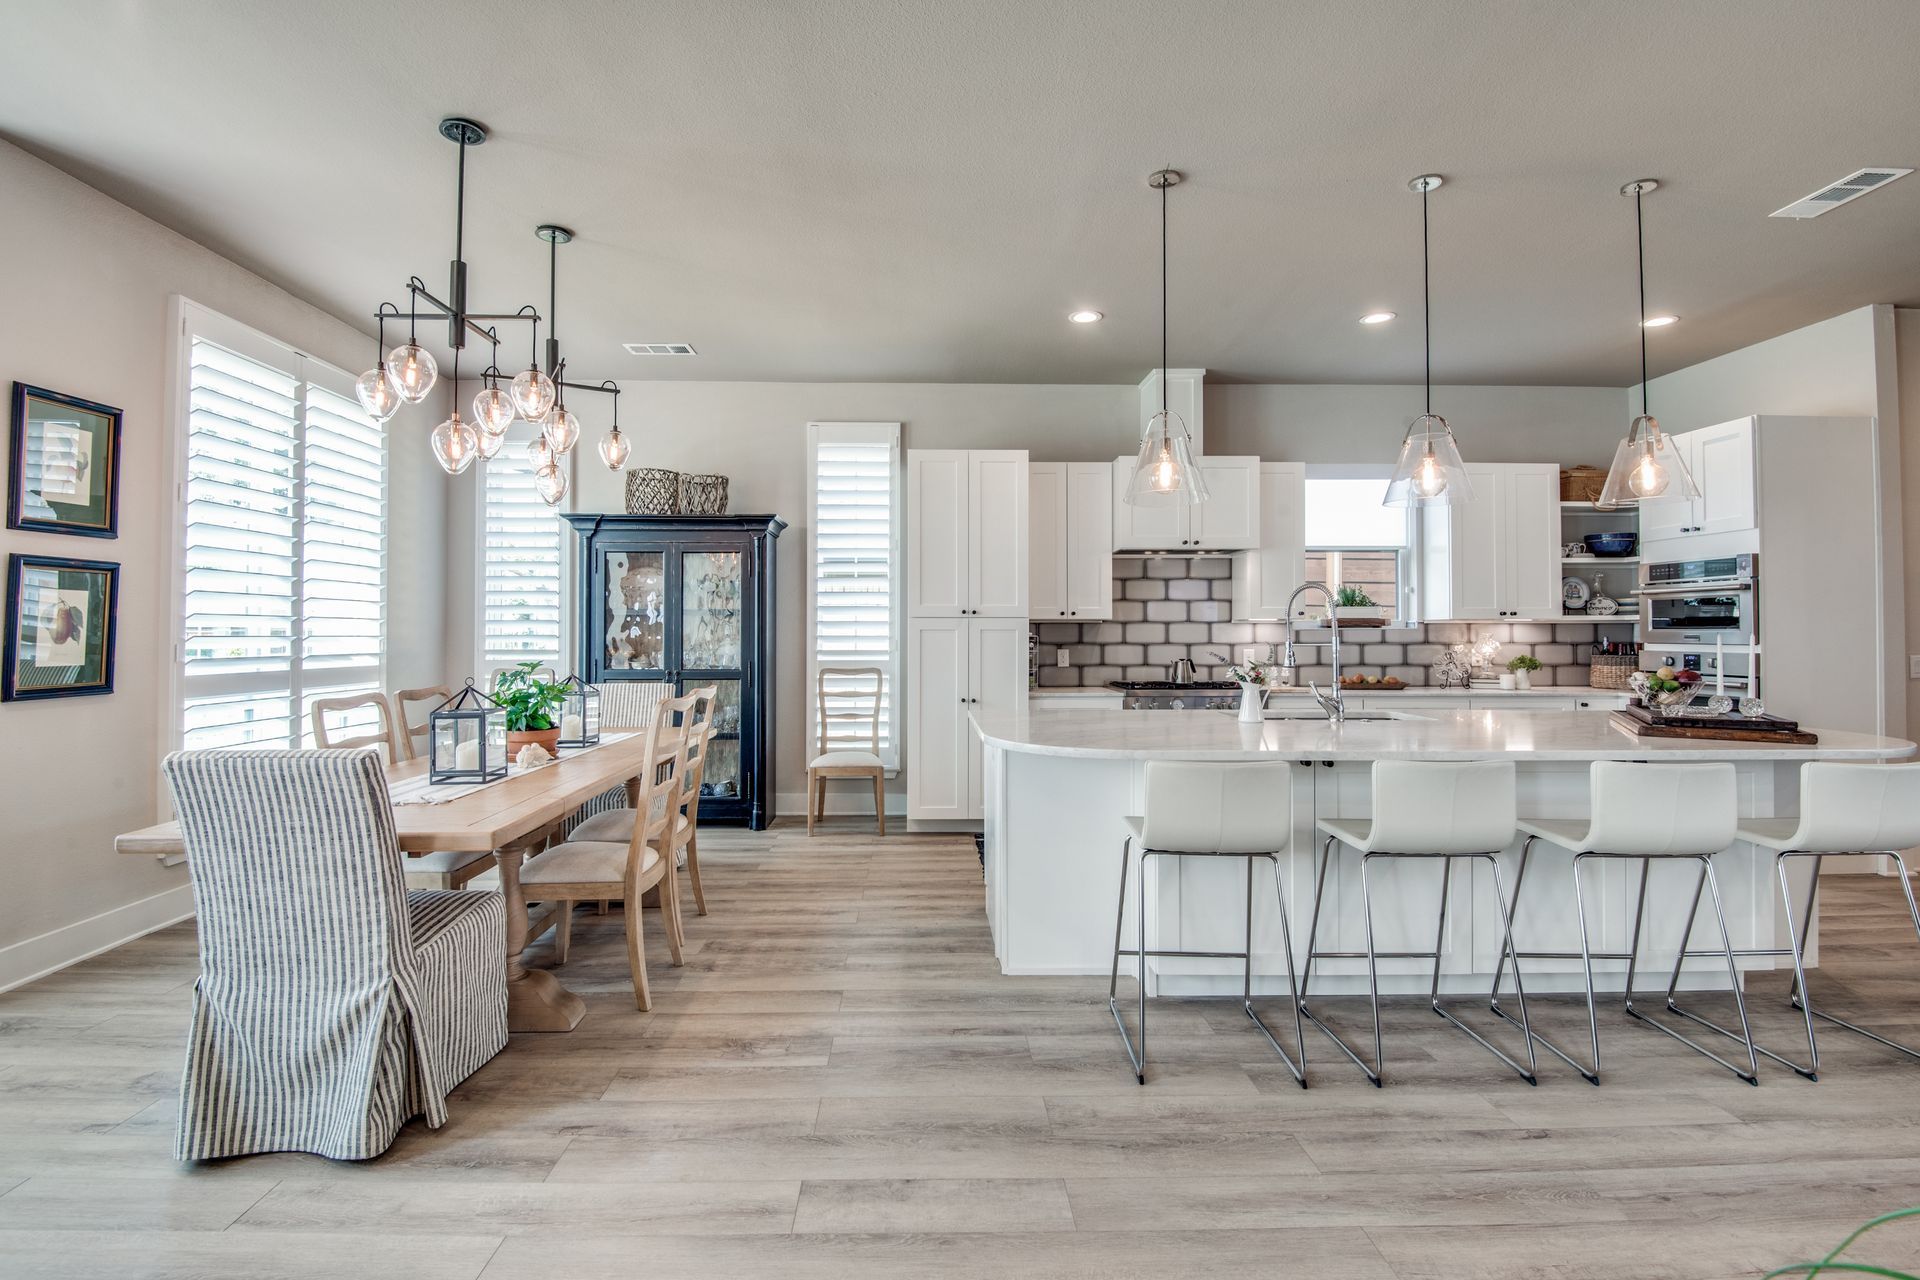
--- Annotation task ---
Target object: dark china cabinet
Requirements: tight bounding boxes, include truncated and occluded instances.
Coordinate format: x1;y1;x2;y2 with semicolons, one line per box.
563;513;785;830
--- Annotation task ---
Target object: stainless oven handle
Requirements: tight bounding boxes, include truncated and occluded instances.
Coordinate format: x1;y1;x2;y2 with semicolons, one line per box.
1636;581;1755;597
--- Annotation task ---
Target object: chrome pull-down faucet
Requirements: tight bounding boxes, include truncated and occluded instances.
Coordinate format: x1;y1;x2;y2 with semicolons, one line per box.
1283;582;1345;722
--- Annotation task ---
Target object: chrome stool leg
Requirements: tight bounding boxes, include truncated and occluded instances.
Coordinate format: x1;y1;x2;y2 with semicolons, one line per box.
1242;853;1307;1087
1415;852;1538;1083
1784;850;1920;1064
1297;836;1383;1085
1108;835;1146;1082
1623;854;1761;1085
1491;837;1600;1083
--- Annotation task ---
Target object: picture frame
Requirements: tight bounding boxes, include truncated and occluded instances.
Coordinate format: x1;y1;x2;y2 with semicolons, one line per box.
7;382;123;538
3;553;119;701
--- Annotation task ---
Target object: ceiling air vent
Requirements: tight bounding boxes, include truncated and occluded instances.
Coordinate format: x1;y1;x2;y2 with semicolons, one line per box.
1771;167;1912;219
623;342;697;356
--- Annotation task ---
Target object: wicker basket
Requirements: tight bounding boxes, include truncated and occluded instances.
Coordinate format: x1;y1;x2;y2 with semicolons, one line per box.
682;473;730;516
1561;465;1608;503
625;468;682;515
1589;652;1638;690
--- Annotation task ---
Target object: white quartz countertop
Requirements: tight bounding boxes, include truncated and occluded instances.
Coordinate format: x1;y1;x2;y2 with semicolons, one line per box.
974;705;1914;762
1028;684;1627;699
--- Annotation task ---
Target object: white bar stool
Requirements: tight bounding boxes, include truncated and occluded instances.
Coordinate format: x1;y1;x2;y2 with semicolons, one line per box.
1109;761;1307;1087
1738;761;1920;1078
1300;760;1537;1087
1503;761;1762;1084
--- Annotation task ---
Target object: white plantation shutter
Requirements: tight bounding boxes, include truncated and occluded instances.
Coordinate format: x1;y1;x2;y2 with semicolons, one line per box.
480;432;566;670
175;305;387;751
808;423;901;768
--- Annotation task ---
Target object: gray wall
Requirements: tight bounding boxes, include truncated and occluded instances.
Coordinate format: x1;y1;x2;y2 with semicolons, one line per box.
0;139;446;983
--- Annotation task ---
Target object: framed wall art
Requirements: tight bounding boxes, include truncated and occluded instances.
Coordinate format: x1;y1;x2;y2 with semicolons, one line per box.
8;383;122;538
3;553;119;701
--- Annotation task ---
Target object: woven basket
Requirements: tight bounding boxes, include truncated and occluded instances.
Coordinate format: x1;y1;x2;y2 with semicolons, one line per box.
1561;465;1608;503
1589;652;1638;690
682;473;730;516
625;468;682;515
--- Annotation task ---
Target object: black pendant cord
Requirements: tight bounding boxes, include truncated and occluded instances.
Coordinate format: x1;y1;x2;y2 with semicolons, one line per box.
1636;186;1649;419
1422;182;1432;418
1160;174;1169;418
407;285;418;345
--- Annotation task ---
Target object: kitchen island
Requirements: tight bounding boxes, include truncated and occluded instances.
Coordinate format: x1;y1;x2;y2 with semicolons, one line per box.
971;704;1912;996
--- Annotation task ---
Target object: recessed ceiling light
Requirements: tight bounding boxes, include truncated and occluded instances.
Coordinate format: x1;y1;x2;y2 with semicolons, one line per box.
1068;309;1103;324
1359;311;1396;325
1640;315;1678;328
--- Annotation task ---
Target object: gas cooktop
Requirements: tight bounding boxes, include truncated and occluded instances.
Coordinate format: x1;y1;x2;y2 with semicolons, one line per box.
1106;680;1239;691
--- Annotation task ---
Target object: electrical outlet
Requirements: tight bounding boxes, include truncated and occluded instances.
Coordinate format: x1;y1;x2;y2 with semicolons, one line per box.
1056;647;1070;668
1910;654;1920;680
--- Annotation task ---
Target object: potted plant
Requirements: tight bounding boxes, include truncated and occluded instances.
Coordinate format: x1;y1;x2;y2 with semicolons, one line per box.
1330;585;1393;627
491;661;569;758
1505;653;1543;690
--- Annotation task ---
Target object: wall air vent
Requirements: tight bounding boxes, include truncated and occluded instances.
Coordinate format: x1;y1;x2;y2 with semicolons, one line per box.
622;342;698;355
1770;167;1912;219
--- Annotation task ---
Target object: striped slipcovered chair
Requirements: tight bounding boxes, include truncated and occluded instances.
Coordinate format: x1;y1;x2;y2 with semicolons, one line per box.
164;748;508;1162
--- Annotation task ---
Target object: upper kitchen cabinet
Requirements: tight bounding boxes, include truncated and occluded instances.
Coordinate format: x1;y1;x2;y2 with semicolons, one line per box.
1029;461;1114;620
1419;462;1560;621
1640;418;1757;542
1110;455;1261;550
1231;462;1306;621
907;449;1028;617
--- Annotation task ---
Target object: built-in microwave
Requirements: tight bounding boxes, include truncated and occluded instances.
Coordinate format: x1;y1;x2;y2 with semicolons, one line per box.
1638;554;1757;648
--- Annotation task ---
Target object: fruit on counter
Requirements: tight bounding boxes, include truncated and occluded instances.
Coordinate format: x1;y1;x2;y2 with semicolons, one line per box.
1675;669;1702;685
1656;665;1676;680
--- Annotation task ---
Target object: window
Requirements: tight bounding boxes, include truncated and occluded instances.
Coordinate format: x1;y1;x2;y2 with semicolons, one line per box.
1304;471;1414;620
807;422;901;769
478;427;566;674
173;303;387;749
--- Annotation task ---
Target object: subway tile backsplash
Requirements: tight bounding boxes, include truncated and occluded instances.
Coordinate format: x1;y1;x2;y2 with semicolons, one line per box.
1032;558;1637;688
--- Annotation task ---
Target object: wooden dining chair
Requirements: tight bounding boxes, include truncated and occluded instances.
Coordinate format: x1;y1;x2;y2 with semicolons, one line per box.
807;666;886;836
315;689;490;891
392;685;453;762
520;694;692;1009
310;691;404;764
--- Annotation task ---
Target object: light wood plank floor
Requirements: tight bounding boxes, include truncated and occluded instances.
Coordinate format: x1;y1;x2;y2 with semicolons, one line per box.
5;827;1920;1278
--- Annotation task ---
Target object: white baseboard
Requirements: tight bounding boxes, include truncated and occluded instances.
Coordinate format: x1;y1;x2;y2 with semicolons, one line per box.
0;884;196;994
774;790;907;819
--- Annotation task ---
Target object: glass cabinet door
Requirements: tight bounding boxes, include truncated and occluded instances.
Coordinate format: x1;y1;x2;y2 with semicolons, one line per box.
699;677;743;800
601;550;667;672
679;550;743;670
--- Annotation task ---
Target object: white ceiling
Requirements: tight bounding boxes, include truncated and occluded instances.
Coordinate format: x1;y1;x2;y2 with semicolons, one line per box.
3;0;1918;386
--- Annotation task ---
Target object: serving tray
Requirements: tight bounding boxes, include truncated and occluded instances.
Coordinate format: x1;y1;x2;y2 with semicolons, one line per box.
1611;705;1817;745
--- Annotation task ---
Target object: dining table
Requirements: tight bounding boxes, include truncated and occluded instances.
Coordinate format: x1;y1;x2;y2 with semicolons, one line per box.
114;731;676;1033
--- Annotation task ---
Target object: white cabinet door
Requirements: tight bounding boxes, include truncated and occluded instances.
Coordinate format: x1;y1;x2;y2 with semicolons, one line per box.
1232;462;1305;621
967;451;1028;617
1111;458;1186;550
1139;368;1206;453
1693;418;1757;536
1064;462;1115;620
1189;457;1261;550
907;452;968;616
1504;464;1562;621
1027;462;1067;619
1449;464;1505;620
966;618;1031;819
905;617;970;820
1637;466;1695;542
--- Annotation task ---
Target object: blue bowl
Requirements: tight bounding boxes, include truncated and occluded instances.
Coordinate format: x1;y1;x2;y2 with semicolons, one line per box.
1583;532;1637;557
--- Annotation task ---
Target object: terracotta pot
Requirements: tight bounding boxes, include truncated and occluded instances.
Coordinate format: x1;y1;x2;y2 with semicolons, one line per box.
507;728;562;760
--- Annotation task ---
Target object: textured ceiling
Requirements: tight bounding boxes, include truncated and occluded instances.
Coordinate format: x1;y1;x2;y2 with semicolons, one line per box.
2;0;1917;386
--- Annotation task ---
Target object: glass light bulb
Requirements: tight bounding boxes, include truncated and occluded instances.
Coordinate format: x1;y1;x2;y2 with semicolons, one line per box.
533;461;568;505
598;426;630;469
1413;450;1448;498
355;368;401;422
526;433;553;470
1154;444;1175;491
510;367;557;420
542;405;581;455
1628;447;1668;498
430;413;478;475
475;424;508;460
472;384;516;435
385;342;438;403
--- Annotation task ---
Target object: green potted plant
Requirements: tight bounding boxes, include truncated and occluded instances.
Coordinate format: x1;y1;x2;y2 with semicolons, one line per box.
491;661;569;757
1504;653;1543;690
1330;585;1393;627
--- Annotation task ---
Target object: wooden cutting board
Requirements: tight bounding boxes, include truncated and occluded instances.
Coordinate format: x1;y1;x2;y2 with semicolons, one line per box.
1610;707;1818;746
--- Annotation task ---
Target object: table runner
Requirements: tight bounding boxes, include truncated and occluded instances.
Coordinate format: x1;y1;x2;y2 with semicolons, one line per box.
389;732;638;806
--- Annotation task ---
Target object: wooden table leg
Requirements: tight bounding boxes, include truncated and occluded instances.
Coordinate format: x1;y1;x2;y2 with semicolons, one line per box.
494;841;587;1033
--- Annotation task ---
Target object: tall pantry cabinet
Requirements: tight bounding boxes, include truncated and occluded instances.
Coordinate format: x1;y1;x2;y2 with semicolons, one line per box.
906;450;1028;821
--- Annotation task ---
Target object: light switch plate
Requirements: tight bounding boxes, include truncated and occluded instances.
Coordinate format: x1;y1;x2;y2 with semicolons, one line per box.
1910;654;1920;680
1057;647;1070;668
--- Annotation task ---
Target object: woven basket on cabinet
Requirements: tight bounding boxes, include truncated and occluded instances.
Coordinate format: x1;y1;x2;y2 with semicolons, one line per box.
625;468;682;515
682;474;730;515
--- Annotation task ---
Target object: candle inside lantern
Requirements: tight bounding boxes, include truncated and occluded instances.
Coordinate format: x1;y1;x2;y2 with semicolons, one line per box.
560;712;584;741
455;739;479;770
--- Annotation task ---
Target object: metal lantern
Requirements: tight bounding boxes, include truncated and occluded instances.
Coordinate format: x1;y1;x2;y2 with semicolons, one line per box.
556;675;601;749
428;678;508;784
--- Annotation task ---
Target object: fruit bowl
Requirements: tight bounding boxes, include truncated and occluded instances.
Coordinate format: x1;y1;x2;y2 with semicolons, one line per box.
1583;532;1638;557
1628;670;1694;712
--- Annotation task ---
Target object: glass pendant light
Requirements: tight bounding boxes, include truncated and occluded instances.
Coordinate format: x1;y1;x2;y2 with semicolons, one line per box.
542;397;581;455
386;294;438;404
355;310;402;421
1125;169;1209;507
1385;176;1471;507
511;364;557;421
526;431;553;471
598;423;630;469
1597;180;1699;510
431;412;478;474
533;460;568;505
475;422;508;460
472;346;518;435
